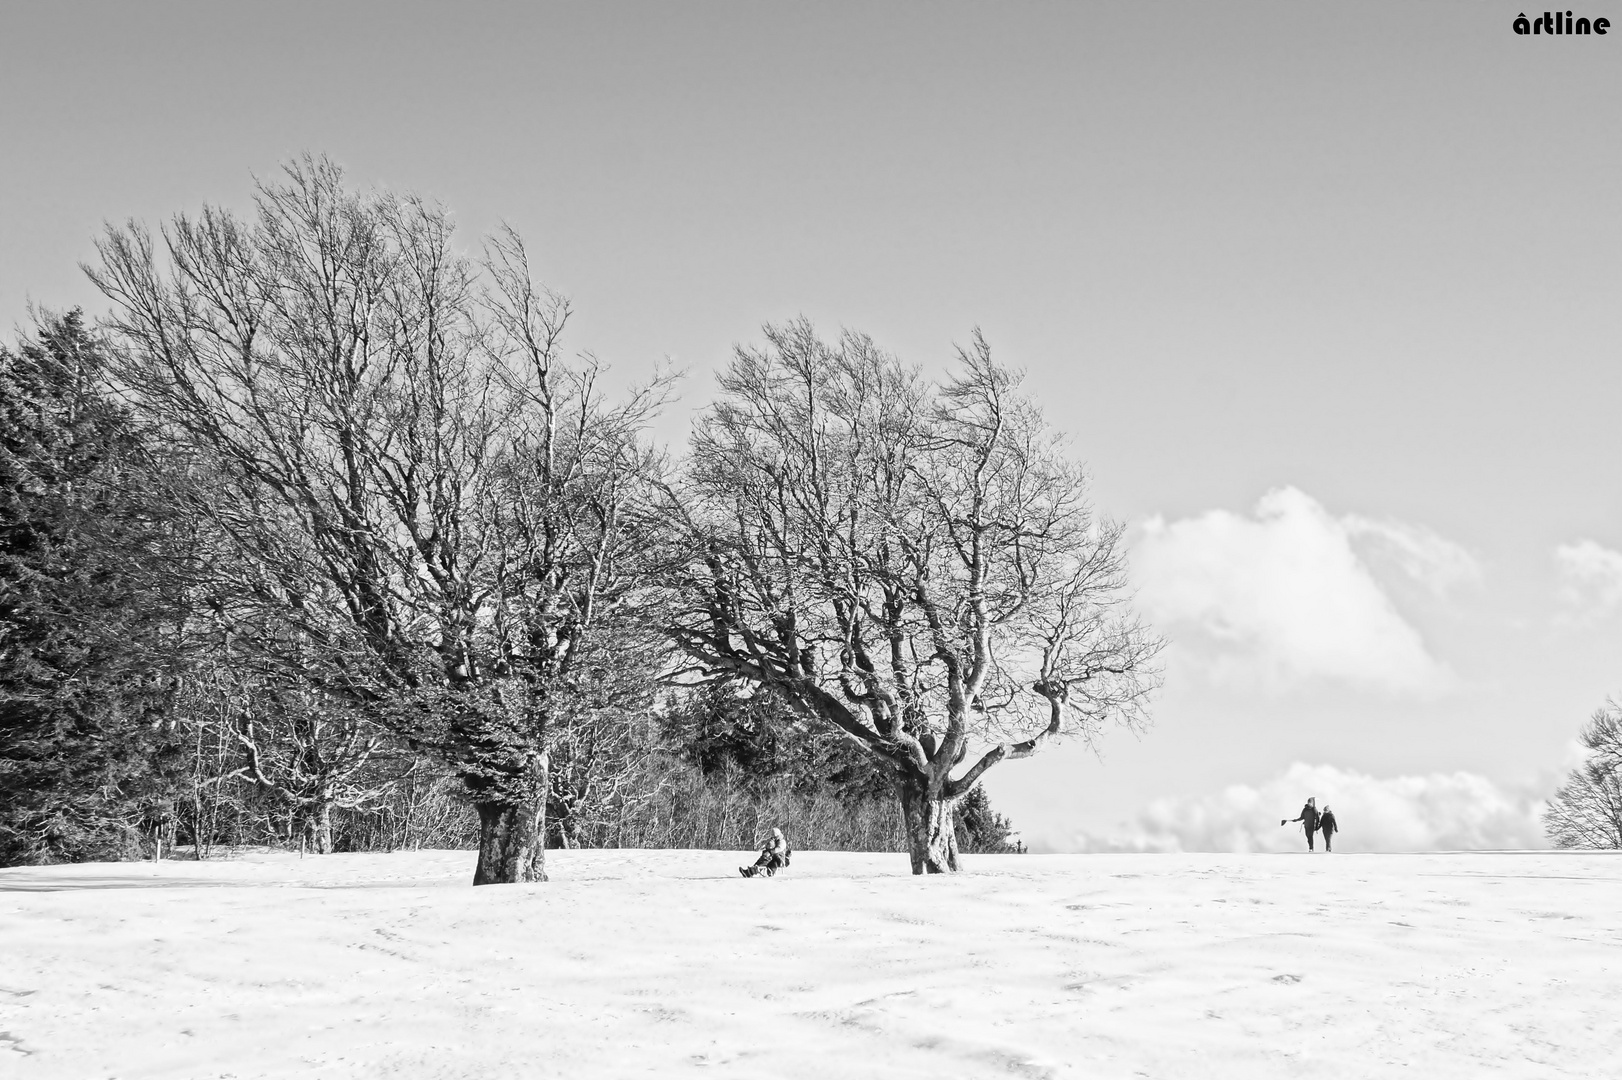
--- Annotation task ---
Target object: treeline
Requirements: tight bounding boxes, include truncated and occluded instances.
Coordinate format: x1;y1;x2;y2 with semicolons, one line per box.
0;160;1054;874
46;668;1020;861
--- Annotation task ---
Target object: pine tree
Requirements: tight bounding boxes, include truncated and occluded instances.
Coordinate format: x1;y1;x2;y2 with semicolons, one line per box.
663;680;893;800
953;786;1022;854
0;312;179;865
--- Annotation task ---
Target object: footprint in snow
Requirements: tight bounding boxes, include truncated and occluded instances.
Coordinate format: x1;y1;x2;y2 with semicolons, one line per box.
0;1031;34;1056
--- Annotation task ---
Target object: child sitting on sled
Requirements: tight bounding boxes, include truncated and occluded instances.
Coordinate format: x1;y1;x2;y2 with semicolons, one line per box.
740;827;791;877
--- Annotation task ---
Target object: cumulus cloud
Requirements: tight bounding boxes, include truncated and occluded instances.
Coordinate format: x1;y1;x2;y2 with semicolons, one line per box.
1555;540;1622;615
1069;762;1547;853
1133;487;1457;695
1343;515;1482;595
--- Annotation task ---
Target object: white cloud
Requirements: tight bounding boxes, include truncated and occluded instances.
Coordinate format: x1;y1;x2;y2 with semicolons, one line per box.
1133;487;1455;695
1554;540;1622;615
1343;514;1482;595
1068;762;1548;853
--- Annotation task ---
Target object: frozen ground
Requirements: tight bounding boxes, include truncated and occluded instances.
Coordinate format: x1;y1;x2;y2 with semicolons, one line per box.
1;848;1616;1079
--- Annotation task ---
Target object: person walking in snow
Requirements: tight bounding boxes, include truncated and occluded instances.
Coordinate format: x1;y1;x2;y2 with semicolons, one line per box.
1318;806;1338;852
740;827;790;877
1281;797;1321;851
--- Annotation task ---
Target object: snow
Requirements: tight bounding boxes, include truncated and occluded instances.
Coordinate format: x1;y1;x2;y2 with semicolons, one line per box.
1;849;1617;1078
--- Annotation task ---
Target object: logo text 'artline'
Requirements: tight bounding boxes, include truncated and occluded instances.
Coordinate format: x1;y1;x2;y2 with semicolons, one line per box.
1513;11;1611;33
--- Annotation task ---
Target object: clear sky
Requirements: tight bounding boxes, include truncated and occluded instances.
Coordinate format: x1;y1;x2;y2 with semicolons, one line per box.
4;1;1618;850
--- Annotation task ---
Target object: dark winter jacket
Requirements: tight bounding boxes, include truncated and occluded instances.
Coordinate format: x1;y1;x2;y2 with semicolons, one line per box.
1319;810;1337;835
1292;803;1320;832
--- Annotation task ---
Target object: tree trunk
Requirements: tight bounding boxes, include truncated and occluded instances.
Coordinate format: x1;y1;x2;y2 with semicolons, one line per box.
546;795;575;849
473;799;548;884
301;800;334;855
899;779;960;874
315;800;333;854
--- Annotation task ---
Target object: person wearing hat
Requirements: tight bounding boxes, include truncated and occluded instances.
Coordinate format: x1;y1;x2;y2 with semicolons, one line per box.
1318;806;1338;852
740;827;791;877
1281;797;1322;851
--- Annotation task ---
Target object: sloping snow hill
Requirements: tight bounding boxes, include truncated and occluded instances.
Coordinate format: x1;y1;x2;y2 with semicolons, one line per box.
1;848;1617;1078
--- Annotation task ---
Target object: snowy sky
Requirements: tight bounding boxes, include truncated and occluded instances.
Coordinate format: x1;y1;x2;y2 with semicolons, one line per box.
2;2;1617;851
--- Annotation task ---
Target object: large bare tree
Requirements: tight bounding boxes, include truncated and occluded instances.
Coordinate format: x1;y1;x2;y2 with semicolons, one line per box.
1543;701;1622;850
88;156;666;883
667;321;1161;873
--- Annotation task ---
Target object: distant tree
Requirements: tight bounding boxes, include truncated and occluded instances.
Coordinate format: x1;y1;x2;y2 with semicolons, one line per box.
662;680;894;801
662;679;1020;852
0;313;182;865
953;785;1021;854
666;321;1160;873
90;156;669;883
1543;701;1622;849
219;632;419;855
540;614;667;849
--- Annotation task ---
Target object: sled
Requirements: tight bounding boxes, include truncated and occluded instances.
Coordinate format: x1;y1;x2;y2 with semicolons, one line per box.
739;848;793;877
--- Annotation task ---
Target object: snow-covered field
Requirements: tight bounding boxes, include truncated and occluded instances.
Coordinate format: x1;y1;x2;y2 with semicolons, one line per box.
1;848;1616;1079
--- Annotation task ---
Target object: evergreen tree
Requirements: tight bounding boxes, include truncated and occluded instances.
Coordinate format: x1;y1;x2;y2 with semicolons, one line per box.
0;312;179;865
663;680;893;799
953;785;1022;854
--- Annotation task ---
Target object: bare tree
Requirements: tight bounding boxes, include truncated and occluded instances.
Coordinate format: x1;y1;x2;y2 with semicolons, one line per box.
1544;701;1622;849
220;628;418;855
546;701;664;849
471;229;672;876
667;320;1161;873
88;156;667;883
